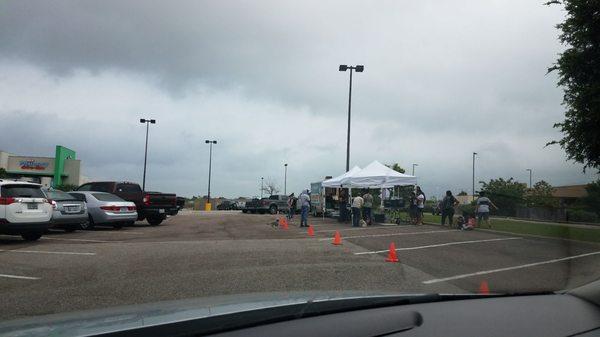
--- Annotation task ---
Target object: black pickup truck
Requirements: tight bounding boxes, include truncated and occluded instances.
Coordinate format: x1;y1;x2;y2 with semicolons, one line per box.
75;181;177;226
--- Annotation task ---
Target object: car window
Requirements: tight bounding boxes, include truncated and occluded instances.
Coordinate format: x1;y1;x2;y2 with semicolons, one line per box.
1;185;44;198
92;193;125;202
76;184;92;191
90;183;112;193
68;193;87;202
116;184;141;193
45;190;76;201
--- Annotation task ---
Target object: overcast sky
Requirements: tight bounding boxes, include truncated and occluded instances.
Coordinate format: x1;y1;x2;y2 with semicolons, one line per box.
0;0;597;198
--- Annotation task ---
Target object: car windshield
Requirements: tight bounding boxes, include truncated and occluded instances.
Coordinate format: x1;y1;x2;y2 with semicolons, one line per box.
1;185;44;198
92;193;125;202
45;190;76;201
0;0;599;329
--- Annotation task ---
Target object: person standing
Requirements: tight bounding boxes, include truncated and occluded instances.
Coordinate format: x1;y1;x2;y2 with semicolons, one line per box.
441;190;459;227
362;190;373;226
351;193;364;227
298;189;311;227
338;189;349;222
408;191;418;225
287;193;296;220
474;191;499;228
415;186;425;225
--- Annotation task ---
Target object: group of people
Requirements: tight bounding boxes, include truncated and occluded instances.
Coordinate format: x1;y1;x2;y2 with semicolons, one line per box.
348;190;374;227
436;190;499;229
286;190;311;227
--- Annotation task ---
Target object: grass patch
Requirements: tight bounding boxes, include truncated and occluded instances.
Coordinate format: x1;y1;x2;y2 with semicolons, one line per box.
421;213;600;243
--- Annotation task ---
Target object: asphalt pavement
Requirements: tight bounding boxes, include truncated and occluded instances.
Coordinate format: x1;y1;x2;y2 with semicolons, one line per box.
1;210;599;321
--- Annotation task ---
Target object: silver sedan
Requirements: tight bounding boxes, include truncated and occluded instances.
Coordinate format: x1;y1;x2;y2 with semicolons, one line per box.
42;189;88;232
68;191;137;230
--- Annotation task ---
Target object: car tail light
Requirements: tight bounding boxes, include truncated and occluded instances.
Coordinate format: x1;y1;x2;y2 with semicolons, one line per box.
100;205;121;212
127;206;136;211
143;195;150;206
0;197;15;205
47;199;57;209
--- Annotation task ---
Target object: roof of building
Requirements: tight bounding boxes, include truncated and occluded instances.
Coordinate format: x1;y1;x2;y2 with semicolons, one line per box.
551;185;588;199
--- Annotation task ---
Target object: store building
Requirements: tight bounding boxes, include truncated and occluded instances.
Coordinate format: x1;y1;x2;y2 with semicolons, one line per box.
0;145;82;188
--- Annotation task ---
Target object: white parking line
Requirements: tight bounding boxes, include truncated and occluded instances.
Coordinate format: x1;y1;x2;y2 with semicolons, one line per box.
354;237;522;255
315;227;404;233
0;249;95;256
0;273;40;280
317;229;455;241
42;237;120;243
423;251;600;284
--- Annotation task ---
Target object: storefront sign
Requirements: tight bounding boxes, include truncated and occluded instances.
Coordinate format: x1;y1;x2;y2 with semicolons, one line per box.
19;160;50;171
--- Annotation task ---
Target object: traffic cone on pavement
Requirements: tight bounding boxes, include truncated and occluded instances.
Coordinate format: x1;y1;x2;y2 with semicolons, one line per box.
479;281;490;294
281;219;289;230
307;225;315;236
385;242;399;262
332;231;342;245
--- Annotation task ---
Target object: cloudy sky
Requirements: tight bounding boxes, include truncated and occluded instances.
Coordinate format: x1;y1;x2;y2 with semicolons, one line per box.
0;0;597;198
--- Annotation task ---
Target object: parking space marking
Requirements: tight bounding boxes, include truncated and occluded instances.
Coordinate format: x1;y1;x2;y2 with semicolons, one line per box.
315;226;411;233
422;251;600;284
0;249;95;256
354;237;522;255
317;229;455;241
0;273;40;280
42;237;120;243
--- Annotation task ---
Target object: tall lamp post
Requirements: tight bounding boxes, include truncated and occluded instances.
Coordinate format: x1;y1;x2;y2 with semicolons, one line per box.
412;163;418;176
261;177;264;199
339;64;364;172
472;152;478;198
526;168;533;188
284;163;288;195
205;140;217;210
139;118;156;192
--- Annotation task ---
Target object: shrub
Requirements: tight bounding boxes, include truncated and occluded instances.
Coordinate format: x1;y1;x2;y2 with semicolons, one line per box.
568;210;599;223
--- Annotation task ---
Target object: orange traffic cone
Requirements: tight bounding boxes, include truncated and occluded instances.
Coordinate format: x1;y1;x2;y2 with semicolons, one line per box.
479;281;490;294
278;217;285;226
332;231;342;245
307;225;315;236
281;219;289;230
385;242;399;262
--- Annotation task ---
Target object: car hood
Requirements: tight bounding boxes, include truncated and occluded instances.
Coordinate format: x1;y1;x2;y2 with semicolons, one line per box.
0;291;408;337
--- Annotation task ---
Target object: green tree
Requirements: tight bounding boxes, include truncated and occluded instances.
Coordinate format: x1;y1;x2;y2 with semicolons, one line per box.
0;168;8;179
546;0;600;171
457;190;468;196
583;180;600;215
386;163;406;174
525;180;558;208
479;178;527;216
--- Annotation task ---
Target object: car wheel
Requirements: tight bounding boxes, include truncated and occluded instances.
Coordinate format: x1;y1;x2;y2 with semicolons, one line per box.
269;205;278;215
21;233;42;241
82;216;95;230
147;217;162;226
242;209;248;213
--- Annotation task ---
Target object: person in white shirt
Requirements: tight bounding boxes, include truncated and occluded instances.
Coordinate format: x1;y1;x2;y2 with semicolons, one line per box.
416;186;425;225
351;195;364;227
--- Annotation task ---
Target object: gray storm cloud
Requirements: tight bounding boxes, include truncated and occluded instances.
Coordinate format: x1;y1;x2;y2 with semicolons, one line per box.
0;0;597;198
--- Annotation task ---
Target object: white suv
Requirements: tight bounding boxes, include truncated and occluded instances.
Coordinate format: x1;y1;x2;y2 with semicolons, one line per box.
0;180;52;241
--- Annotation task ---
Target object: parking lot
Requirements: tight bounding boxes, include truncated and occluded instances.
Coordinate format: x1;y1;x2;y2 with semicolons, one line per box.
1;210;600;321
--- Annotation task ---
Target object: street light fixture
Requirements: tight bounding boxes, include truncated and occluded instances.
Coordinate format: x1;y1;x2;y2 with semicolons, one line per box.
139;118;156;192
412;163;418;176
339;64;364;172
526;168;533;188
472;152;478;198
205;140;217;210
284;163;288;195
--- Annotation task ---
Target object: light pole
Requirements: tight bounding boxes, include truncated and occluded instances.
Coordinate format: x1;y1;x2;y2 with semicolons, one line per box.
139;118;156;192
205;140;217;210
412;163;418;176
261;177;264;199
284;163;288;195
472;152;478;198
526;168;533;188
339;64;364;172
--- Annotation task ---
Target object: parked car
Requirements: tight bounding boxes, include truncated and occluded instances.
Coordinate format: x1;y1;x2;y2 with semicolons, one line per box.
0;180;52;241
75;182;177;226
216;200;237;210
42;188;88;232
243;195;289;214
68;192;137;230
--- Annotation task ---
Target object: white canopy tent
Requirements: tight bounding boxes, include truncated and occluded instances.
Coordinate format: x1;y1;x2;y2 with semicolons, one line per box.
321;166;362;188
343;160;417;188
